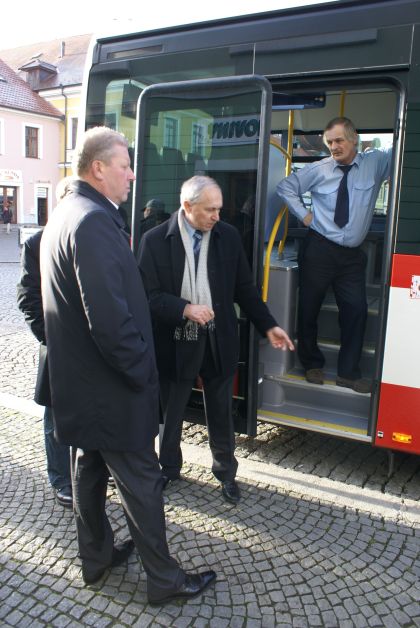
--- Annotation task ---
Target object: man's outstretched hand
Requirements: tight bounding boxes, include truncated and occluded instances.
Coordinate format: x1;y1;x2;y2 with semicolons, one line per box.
266;327;295;351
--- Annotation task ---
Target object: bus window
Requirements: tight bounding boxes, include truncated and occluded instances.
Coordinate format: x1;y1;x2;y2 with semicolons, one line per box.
133;76;272;435
86;45;255;145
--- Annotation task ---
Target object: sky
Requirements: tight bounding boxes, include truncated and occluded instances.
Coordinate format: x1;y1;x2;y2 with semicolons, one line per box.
2;0;337;49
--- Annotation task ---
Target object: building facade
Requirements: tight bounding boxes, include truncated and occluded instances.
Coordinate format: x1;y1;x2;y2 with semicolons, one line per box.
0;34;91;225
0;59;63;225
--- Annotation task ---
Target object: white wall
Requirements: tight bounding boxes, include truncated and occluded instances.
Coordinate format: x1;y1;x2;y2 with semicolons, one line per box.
0;108;62;224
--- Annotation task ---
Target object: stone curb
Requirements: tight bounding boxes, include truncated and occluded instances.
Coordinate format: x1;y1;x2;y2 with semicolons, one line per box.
182;443;420;525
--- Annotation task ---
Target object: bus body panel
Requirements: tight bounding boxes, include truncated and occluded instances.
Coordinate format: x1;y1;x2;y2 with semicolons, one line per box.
375;253;420;453
83;0;420;455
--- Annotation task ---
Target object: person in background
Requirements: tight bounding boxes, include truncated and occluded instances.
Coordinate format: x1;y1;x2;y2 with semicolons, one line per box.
16;177;74;509
3;199;12;234
40;127;216;605
138;175;294;505
141;198;170;233
277;117;392;394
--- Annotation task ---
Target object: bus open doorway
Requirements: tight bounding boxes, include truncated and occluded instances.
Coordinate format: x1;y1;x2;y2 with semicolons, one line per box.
258;82;398;447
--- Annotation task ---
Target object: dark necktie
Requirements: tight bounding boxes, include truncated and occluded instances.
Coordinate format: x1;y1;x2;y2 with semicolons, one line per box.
334;164;353;228
193;230;202;270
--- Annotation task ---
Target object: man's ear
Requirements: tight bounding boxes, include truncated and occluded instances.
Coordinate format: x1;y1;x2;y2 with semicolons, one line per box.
91;159;104;181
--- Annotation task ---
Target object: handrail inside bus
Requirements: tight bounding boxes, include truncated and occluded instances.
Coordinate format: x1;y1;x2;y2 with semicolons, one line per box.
262;110;294;302
261;92;347;302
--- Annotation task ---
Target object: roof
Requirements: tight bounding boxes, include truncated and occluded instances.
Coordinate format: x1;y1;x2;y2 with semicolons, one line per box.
19;59;58;74
0;34;92;91
0;59;63;118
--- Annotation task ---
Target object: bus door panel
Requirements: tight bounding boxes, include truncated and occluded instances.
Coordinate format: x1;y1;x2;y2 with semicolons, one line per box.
133;75;273;436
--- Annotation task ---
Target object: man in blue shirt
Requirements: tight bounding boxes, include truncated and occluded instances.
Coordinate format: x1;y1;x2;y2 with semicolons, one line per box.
277;117;392;393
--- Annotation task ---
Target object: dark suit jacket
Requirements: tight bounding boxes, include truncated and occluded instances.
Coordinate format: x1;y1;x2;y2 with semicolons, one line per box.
137;211;277;381
40;180;159;452
16;229;51;407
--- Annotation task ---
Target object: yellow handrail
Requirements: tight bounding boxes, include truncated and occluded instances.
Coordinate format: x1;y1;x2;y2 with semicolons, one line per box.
262;110;294;302
286;110;294;178
262;94;347;302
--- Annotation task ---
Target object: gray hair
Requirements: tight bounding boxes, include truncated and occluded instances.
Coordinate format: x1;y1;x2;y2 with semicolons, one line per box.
55;175;74;202
72;127;128;176
323;117;358;145
180;175;221;205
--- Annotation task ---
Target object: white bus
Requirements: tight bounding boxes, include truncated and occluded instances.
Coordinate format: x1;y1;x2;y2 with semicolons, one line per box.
81;0;420;457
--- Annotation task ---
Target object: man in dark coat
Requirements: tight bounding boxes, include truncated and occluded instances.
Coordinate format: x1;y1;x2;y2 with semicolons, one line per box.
17;227;72;508
141;198;170;234
138;175;294;505
40;127;216;604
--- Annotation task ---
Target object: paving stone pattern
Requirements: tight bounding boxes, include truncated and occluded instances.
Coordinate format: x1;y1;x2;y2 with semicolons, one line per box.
1;406;419;627
0;227;419;626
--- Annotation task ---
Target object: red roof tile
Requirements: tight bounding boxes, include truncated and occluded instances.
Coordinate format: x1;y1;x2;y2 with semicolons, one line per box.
0;59;63;118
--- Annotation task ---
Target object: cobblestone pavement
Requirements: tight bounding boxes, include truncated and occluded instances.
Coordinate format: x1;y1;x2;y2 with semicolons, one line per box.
0;228;419;626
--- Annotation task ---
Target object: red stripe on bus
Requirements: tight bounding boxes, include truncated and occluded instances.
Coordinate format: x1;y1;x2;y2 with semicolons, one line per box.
390;253;420;288
375;382;420;453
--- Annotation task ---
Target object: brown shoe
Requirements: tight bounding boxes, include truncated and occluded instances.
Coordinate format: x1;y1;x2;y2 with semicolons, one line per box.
336;376;371;394
305;368;324;385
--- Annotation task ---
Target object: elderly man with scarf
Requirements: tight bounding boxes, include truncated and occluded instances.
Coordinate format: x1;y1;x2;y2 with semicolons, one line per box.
138;176;294;504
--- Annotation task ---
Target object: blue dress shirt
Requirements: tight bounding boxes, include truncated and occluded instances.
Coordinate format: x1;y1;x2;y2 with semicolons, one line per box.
276;148;392;247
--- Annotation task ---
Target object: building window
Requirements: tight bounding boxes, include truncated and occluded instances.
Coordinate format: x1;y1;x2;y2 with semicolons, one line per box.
104;113;116;130
25;126;39;158
191;123;205;156
163;117;178;149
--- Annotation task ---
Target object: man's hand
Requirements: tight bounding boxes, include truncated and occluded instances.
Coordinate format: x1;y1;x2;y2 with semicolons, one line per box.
266;327;295;351
303;212;313;227
183;304;215;326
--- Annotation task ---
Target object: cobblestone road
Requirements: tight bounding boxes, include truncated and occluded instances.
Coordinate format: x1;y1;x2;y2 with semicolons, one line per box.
0;227;419;626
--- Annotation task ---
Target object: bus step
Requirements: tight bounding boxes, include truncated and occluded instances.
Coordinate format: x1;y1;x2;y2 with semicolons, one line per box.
257;402;370;440
314;341;375;377
318;302;379;344
260;373;371;419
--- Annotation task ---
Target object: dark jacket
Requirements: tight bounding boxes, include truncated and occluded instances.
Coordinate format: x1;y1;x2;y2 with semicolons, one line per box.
40;180;159;451
137;211;277;381
16;229;51;407
3;207;12;223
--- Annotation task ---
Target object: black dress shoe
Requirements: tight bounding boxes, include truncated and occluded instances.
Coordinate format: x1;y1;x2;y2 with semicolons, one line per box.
54;486;73;509
221;480;241;505
149;570;216;605
82;539;135;585
162;474;180;490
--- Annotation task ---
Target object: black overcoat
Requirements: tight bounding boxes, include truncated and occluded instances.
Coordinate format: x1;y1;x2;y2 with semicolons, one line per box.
40;180;159;451
137;211;277;381
16;229;51;407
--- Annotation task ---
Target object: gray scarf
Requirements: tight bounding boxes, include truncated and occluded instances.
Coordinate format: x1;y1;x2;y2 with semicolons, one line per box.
174;209;215;341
